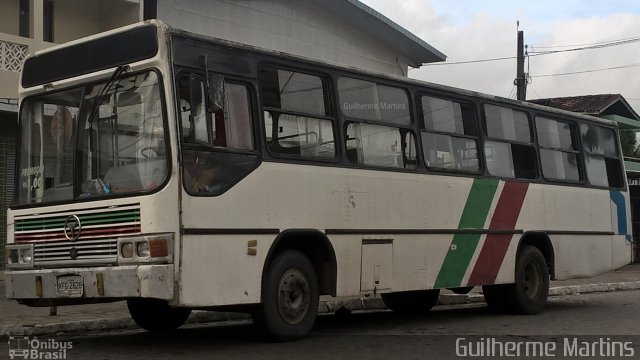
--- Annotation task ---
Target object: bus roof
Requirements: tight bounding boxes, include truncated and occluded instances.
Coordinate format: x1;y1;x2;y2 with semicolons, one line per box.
22;20;617;128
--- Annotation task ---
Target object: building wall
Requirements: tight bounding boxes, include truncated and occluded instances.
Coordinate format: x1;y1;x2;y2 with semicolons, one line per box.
0;31;50;98
0;70;20;99
0;111;17;271
99;0;140;33
157;0;409;76
0;0;20;37
53;0;140;43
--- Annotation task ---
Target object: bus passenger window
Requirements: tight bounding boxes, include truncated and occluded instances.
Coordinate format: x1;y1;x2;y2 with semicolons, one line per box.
260;67;330;116
346;122;409;168
581;124;623;188
536;117;581;182
421;96;479;172
222;83;253;150
483;104;536;179
178;76;208;142
179;75;254;151
266;113;335;158
338;77;410;125
260;66;336;159
403;132;418;169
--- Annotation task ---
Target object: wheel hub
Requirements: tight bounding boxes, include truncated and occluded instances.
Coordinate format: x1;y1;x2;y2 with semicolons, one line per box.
277;269;311;325
523;262;542;298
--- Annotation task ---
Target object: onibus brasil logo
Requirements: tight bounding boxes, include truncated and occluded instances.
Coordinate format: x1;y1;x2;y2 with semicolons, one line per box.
8;336;72;359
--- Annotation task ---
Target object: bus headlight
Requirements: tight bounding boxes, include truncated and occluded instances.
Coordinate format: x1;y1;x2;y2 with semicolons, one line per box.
6;244;34;269
121;242;135;258
20;248;32;263
117;233;173;264
136;242;150;257
7;249;19;265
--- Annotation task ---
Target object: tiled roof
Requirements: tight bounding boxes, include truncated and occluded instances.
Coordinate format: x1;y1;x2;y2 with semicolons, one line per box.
529;94;621;114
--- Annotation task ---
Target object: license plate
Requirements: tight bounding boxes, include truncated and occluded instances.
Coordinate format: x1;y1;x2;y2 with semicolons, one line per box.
56;275;84;297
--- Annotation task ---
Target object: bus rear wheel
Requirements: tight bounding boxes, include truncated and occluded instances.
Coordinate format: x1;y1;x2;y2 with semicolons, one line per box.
127;298;191;332
511;245;549;314
482;246;549;315
381;289;440;314
253;250;319;341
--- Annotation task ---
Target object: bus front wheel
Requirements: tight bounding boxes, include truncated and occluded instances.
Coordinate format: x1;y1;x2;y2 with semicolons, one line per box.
127;298;191;332
381;289;440;314
253;250;319;341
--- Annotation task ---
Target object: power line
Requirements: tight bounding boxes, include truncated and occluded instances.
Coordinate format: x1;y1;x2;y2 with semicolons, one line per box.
529;36;640;56
531;62;640;78
424;55;516;66
531;35;640;49
425;35;640;66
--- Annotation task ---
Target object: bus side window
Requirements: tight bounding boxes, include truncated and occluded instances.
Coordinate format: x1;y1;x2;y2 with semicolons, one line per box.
536;117;581;182
403;131;418;169
221;83;253;150
260;66;336;159
420;96;479;172
179;75;254;151
581;124;624;188
178;75;208;143
179;98;192;137
483;104;537;179
346;122;408;168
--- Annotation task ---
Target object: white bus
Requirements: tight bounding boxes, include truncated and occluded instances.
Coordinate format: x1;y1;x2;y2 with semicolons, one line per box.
5;20;633;340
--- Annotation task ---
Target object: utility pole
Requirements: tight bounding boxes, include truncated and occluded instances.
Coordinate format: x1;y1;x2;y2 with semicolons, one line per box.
516;28;527;101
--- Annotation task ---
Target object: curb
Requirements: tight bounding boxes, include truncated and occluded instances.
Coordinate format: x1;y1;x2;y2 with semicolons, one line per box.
2;281;639;338
548;280;640;296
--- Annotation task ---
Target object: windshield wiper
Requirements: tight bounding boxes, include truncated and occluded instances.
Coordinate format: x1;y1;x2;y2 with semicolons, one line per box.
86;65;130;125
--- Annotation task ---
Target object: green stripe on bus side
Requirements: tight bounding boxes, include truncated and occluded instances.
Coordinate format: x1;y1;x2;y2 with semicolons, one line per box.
434;178;499;288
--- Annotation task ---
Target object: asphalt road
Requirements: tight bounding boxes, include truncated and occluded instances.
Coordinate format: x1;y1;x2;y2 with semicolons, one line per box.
3;290;640;360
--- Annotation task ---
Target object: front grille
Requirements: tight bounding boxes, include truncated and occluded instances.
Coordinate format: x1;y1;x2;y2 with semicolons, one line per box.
33;238;119;266
13;204;141;267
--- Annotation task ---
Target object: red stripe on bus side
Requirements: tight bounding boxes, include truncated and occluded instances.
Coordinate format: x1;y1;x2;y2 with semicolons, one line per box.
467;181;529;286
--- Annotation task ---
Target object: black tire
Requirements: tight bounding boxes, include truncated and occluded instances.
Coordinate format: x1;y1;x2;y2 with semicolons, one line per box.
127;298;191;332
510;245;550;314
482;246;549;315
381;289;440;314
252;250;319;341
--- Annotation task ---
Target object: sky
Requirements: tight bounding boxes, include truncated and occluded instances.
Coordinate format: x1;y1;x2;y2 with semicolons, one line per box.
359;0;640;113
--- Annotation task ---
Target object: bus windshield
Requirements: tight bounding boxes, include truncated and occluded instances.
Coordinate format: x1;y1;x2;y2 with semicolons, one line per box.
16;70;168;205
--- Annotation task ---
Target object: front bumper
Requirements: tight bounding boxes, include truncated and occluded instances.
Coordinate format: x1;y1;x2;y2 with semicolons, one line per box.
5;265;174;305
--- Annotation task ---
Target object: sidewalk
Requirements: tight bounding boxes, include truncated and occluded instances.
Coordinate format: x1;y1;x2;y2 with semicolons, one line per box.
1;263;639;338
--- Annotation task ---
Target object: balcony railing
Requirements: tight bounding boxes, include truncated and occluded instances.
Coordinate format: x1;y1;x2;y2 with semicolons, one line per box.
0;39;28;72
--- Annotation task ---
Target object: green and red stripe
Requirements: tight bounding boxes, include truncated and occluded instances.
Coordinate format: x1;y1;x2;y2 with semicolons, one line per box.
434;178;498;288
434;179;529;288
467;181;528;285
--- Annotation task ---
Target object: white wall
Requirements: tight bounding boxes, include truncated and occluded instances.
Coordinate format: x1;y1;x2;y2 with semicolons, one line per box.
53;0;139;44
0;0;20;37
157;0;409;76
